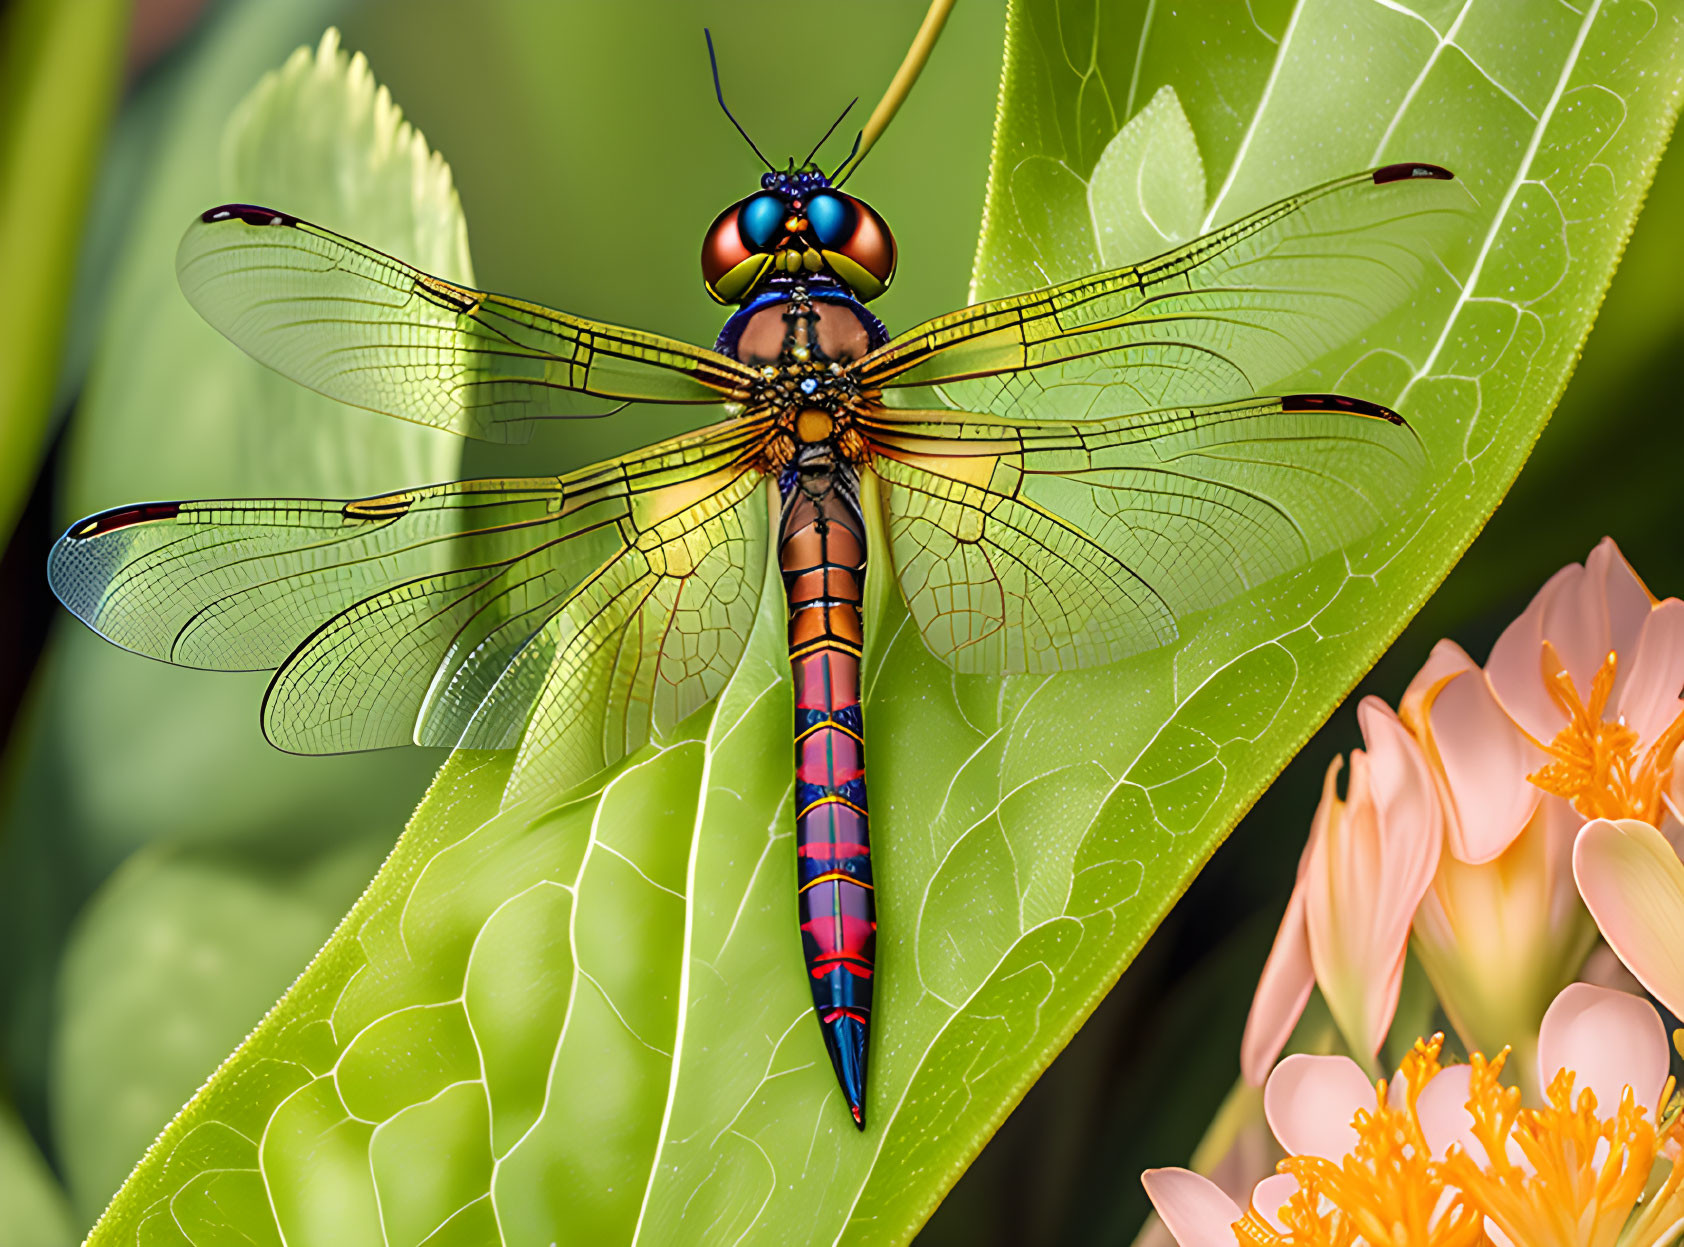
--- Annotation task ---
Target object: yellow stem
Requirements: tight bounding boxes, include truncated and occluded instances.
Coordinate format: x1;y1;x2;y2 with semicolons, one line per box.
833;0;956;181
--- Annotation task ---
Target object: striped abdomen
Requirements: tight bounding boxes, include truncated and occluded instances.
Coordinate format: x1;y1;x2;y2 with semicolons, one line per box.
779;445;875;1128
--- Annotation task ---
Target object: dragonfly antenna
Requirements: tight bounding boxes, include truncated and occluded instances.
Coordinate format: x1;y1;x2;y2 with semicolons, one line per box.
705;30;775;173
829;132;863;187
802;97;858;169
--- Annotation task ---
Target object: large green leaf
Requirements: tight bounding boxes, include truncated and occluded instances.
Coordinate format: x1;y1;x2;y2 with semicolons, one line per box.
82;2;1681;1245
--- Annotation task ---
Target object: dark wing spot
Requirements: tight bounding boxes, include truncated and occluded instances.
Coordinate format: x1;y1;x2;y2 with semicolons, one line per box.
343;492;415;522
1372;163;1455;184
68;502;182;540
199;204;301;226
414;274;482;315
1281;393;1406;425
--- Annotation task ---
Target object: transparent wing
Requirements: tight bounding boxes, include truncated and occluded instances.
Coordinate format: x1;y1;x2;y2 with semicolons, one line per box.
50;418;772;792
176;205;759;442
850;165;1467;422
863;396;1422;674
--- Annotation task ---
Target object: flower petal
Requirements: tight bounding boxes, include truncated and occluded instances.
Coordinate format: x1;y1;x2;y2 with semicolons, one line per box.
1485;542;1652;744
1540;556;1610;705
1359;699;1444;902
1240;888;1313;1088
1141;1169;1244;1247
1250;1174;1298;1234
1241;759;1340;1085
1424;668;1541;863
1538;981;1670;1116
1573;817;1684;1022
1264;1053;1374;1161
1588;537;1656;663
1400;638;1476;733
1614;598;1684;748
1488;561;1580;742
1412;796;1589;1062
1303;705;1440;1059
1414;1064;1476;1160
1666;773;1684;853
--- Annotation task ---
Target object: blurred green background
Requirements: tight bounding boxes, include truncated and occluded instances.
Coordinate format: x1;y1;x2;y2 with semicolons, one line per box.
0;0;1676;1243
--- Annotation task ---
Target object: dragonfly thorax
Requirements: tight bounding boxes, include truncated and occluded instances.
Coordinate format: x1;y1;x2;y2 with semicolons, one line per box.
722;283;881;471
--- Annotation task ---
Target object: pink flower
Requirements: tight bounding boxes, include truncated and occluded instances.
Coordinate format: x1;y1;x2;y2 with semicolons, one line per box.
1240;700;1440;1083
1410;790;1593;1088
1398;638;1543;865
1245;544;1680;1084
1145;1042;1480;1244
1145;984;1682;1247
1446;983;1683;1247
1486;537;1684;827
1398;639;1592;1076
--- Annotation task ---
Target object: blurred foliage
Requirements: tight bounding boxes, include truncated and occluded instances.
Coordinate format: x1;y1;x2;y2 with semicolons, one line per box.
53;838;386;1218
1;1;467;1235
0;1;1680;1245
0;0;127;542
0;1102;73;1247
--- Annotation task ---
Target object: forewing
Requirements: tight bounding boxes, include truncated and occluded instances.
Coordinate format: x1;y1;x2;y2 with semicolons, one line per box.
852;166;1468;421
499;470;773;801
176;205;757;442
864;398;1423;675
50;419;771;792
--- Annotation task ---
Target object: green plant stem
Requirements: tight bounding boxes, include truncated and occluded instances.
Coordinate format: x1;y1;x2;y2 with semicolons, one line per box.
833;0;955;181
0;0;128;540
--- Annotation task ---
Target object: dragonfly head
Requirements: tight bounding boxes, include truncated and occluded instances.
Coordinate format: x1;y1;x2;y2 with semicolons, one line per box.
702;167;897;306
700;35;894;305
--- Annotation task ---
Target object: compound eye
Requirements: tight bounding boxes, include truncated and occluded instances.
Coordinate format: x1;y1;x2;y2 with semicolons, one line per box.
738;194;786;250
805;192;856;247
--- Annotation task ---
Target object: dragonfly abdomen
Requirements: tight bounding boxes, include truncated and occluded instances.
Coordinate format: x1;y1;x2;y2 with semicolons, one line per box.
778;445;875;1129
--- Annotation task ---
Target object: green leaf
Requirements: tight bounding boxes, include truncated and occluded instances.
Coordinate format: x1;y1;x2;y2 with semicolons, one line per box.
1088;85;1207;267
82;3;1683;1246
0;0;126;542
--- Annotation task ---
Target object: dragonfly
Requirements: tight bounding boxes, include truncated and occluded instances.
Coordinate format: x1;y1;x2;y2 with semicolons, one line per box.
47;58;1463;1126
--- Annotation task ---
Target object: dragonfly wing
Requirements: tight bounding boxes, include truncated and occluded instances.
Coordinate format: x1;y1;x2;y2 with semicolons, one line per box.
863;397;1422;675
177;205;758;442
498;466;772;801
852;166;1468;421
50;419;771;793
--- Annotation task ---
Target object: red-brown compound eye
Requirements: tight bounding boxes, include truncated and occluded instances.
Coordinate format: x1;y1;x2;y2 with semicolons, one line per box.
701;198;776;304
811;191;896;302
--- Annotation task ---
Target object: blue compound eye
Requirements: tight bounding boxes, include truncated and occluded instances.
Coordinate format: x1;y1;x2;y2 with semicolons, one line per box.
805;192;856;247
738;194;786;250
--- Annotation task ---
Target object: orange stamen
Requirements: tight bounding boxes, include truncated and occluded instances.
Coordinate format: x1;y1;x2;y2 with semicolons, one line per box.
1230;1038;1489;1246
1527;642;1684;824
1230;1035;1684;1247
1447;1061;1684;1246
